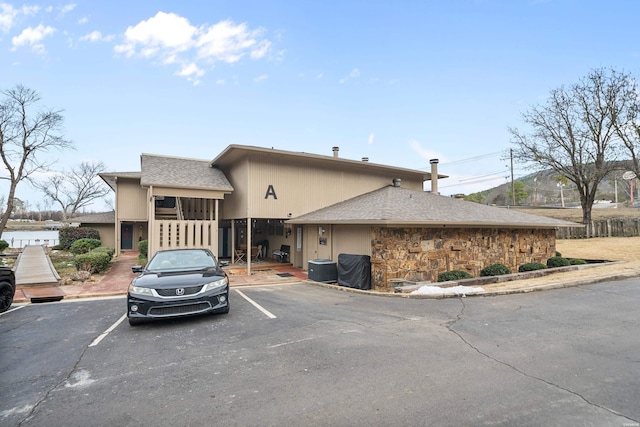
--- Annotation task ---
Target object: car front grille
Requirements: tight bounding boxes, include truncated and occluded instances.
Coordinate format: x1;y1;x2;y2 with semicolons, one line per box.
155;285;204;297
148;301;213;317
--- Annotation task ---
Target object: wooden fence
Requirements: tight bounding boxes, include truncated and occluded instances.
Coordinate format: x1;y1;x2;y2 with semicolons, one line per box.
557;218;640;239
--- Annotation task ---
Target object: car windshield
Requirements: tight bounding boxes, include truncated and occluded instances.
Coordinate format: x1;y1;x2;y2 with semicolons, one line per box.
146;249;217;272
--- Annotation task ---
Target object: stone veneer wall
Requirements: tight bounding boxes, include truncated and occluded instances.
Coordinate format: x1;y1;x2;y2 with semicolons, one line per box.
370;227;556;292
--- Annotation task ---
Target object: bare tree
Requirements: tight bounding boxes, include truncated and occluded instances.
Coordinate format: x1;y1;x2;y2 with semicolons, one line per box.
611;79;640;183
0;85;73;236
510;68;635;224
32;161;110;220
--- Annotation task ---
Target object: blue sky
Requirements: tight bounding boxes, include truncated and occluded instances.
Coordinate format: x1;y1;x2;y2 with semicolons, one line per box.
1;0;639;212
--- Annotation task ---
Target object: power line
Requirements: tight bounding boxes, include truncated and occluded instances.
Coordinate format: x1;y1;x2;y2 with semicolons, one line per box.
437;150;505;167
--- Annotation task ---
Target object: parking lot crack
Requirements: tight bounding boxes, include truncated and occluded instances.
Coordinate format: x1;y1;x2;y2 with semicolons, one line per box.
443;298;637;423
17;343;91;426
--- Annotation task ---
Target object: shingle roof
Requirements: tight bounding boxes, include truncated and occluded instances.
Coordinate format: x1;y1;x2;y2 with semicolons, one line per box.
211;144;442;181
70;211;115;224
140;154;233;191
99;172;142;190
287;185;579;228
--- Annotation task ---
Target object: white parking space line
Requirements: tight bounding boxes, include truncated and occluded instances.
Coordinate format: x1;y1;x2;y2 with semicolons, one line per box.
89;314;127;347
235;289;277;319
0;305;26;316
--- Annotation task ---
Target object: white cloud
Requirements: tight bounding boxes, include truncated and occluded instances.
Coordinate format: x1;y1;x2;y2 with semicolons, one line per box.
79;30;114;42
11;24;56;53
177;62;204;77
196;19;268;62
253;74;268;83
0;3;18;32
409;139;447;163
115;11;196;58
340;68;361;84
368;133;375;145
60;3;76;15
115;12;272;84
21;5;40;16
78;16;88;24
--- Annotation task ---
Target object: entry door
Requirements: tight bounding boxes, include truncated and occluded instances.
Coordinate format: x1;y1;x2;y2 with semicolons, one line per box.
305;224;331;262
121;224;133;250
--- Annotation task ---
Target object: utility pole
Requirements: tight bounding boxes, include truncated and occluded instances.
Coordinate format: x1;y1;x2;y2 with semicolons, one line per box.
510;148;515;206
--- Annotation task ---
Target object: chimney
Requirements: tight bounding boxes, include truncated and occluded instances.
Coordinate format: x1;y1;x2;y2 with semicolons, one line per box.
392;178;402;187
362;157;369;162
430;159;439;194
332;146;339;158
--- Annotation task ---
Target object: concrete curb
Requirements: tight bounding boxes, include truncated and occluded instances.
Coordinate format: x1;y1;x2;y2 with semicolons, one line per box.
302;267;640;299
12;263;640;303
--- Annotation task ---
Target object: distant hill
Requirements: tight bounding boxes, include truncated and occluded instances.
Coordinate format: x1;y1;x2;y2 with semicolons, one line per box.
464;161;638;207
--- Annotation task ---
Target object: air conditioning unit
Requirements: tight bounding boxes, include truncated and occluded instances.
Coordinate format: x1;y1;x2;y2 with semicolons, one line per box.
308;259;337;283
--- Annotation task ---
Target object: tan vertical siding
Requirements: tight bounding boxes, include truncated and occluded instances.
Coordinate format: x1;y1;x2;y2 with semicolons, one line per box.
220;159;249;219
117;178;148;220
331;225;372;259
244;156;423;219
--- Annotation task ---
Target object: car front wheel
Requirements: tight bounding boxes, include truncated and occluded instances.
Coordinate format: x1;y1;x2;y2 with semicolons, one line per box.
0;282;15;313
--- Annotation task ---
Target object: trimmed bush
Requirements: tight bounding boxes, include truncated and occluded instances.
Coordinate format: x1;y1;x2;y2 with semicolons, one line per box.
518;262;547;272
480;263;511;277
92;246;114;261
74;251;111;274
59;227;100;250
70;238;102;255
438;270;473;282
569;258;587;265
138;240;148;258
0;240;9;252
547;256;571;268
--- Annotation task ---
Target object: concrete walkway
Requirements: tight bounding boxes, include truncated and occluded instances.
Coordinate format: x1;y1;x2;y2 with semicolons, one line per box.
13;245;64;303
14;245;60;287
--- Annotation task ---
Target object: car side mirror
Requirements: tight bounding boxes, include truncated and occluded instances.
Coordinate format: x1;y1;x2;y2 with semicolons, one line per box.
132;265;143;273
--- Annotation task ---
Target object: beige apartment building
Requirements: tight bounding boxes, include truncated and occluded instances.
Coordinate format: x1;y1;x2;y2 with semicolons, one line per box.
98;144;575;290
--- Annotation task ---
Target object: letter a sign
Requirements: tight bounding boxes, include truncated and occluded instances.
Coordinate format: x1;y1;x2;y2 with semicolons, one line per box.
265;185;277;199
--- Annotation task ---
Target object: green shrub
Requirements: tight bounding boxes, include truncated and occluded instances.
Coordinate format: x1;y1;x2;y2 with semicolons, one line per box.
138;240;148;258
547;256;571;268
59;227;100;250
555;251;562;257
438;270;473;282
518;262;547;273
74;251;111;274
569;258;587;265
480;263;511;277
70;238;102;255
92;246;114;261
0;240;9;252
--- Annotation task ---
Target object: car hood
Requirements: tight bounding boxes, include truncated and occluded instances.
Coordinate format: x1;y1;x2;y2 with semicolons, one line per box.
132;269;227;289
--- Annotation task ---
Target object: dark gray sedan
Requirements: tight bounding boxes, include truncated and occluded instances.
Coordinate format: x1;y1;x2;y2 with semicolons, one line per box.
127;248;229;326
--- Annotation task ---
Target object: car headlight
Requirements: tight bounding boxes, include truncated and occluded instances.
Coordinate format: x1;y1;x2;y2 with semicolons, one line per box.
202;277;229;293
128;284;154;297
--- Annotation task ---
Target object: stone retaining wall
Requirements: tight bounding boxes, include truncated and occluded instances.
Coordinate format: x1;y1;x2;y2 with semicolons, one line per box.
371;227;556;291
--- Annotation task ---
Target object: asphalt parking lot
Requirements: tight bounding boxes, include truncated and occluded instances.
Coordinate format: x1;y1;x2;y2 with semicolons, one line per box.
1;280;639;426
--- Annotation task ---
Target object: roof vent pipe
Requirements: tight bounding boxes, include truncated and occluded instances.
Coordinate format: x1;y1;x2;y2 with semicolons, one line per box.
392;178;402;187
332;146;339;158
430;159;439;194
362;157;369;162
